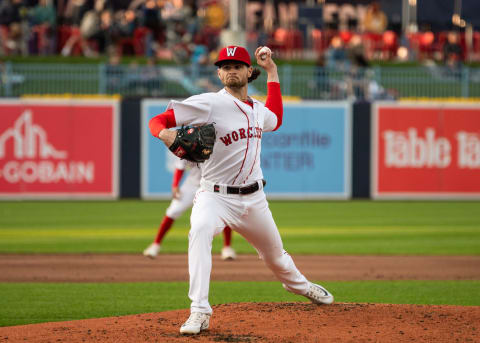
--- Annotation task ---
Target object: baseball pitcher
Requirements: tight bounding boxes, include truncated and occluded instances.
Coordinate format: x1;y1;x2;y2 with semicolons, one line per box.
149;45;334;335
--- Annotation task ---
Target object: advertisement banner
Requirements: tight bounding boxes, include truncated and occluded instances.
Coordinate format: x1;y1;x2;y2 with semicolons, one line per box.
0;99;119;199
261;102;351;199
142;100;351;199
372;102;480;199
142;100;173;199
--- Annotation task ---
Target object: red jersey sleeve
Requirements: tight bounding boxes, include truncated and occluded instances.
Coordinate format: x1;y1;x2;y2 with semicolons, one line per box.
172;168;185;187
265;82;283;131
149;109;177;137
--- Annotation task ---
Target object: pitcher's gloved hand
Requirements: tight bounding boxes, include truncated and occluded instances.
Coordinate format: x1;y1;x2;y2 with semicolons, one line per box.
169;124;216;163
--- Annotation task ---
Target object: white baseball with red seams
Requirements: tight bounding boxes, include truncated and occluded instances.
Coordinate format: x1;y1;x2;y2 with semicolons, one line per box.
167;89;310;315
258;46;271;60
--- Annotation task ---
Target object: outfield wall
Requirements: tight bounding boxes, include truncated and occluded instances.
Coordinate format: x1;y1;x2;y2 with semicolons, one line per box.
371;102;480;199
141;100;352;200
1;98;478;200
0;99;119;199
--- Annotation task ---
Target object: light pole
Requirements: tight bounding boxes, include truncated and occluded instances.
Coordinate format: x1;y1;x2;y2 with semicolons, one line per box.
402;0;417;34
220;0;247;47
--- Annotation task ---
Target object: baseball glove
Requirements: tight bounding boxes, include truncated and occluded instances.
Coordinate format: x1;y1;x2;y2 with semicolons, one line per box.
169;124;216;163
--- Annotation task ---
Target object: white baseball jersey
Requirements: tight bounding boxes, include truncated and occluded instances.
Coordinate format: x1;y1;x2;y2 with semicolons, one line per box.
167;89;278;186
167;87;310;315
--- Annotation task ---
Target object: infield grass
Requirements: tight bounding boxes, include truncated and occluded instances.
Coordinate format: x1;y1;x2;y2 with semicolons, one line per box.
1;280;479;327
0;200;479;255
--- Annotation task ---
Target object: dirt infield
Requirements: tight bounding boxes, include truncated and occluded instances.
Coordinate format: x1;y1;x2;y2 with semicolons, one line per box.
1;254;480;342
1;254;480;282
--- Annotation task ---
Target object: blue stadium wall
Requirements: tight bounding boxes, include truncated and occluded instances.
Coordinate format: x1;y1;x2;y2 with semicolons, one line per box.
119;98;371;199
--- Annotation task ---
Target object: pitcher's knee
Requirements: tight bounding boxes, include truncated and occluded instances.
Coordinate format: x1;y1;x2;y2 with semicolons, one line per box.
264;250;293;271
189;225;212;244
189;218;218;244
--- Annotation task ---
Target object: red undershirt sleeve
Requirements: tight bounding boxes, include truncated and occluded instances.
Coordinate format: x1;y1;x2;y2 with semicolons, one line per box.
265;82;283;131
172;168;185;188
149;109;177;137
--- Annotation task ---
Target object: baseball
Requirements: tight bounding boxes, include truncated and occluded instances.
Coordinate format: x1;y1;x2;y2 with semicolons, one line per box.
259;46;271;60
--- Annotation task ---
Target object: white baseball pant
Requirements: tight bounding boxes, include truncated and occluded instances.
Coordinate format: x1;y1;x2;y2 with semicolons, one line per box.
188;182;310;314
165;178;199;220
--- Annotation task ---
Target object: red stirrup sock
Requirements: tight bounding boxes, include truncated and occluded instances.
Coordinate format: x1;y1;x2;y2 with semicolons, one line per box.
223;226;232;247
154;216;174;244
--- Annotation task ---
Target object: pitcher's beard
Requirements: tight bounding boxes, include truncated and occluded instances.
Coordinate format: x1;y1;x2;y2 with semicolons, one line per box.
225;78;247;88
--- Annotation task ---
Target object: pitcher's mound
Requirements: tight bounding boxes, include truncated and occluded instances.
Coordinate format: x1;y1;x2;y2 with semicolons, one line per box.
1;302;479;342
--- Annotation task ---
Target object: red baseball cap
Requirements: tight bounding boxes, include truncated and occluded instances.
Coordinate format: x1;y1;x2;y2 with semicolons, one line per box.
214;46;251;67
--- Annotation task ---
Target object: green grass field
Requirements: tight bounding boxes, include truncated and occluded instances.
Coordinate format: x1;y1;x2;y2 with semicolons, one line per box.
1;200;479;255
1;281;479;327
1;200;479;327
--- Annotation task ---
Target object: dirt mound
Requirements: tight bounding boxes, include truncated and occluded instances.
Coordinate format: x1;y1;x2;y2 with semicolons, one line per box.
1;302;478;343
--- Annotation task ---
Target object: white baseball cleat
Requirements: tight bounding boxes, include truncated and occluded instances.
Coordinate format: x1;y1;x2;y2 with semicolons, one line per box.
143;243;161;258
304;282;334;305
221;246;237;260
179;312;211;334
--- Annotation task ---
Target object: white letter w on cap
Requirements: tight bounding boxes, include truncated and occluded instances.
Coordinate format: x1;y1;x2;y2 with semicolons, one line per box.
226;47;237;56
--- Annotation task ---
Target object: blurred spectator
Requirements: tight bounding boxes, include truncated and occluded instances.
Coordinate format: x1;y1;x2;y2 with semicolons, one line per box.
189;1;223;55
324;36;350;99
142;56;164;94
123;59;140;93
60;0;98;56
247;8;270;50
189;43;219;92
0;0;28;55
110;0;130;11
0;60;5;89
62;0;90;26
343;34;396;100
81;8;128;55
55;0;68;25
347;34;369;68
0;59;25;92
10;23;28;56
79;2;101;39
381;30;398;60
130;0;166;57
2;0;224;59
325;35;349;70
95;9;116;53
189;43;207;79
29;0;57;54
162;0;195;63
0;1;18;54
367;77;398;101
443;31;463;69
346;34;369;99
363;2;387;34
114;9;138;54
313;53;330;98
201;0;226;30
105;49;124;93
362;2;387;60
